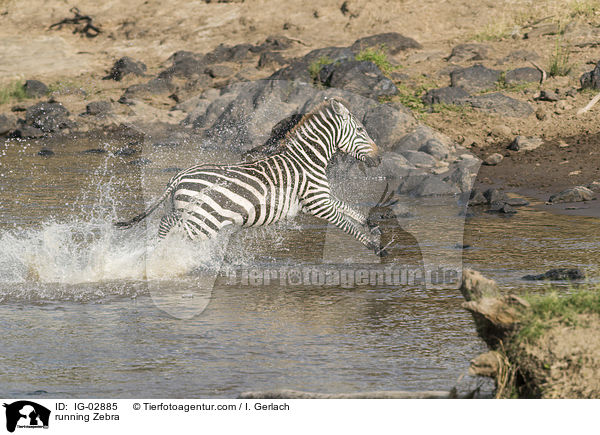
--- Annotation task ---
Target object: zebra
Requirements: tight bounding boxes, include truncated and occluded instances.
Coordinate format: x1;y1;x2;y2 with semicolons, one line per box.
115;99;387;256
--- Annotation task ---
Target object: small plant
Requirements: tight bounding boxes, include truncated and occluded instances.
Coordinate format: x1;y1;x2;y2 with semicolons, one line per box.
548;37;572;77
0;80;26;104
355;46;396;76
308;56;334;81
517;285;600;343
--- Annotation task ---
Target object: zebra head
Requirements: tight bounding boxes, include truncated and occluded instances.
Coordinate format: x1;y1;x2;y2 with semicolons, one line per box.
329;99;381;167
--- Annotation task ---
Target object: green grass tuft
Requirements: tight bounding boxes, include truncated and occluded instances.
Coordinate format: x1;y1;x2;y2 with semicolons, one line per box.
0;80;26;105
548;36;572;77
355;46;396;76
517;286;600;343
308;56;334;81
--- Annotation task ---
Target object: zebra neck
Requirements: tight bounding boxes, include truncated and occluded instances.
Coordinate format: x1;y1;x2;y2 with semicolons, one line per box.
284;113;337;168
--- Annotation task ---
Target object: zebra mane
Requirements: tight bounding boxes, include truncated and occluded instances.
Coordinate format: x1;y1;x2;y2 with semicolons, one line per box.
283;98;349;144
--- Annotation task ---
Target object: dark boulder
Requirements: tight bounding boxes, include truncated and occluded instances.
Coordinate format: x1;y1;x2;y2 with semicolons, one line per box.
446;43;490;62
469;189;488;206
350;32;421;54
362;103;416;148
258;51;286;69
25;102;73;133
205;64;235;79
11;125;44;138
104;57;147;81
467;93;534;118
269;46;354;82
0;113;17;135
483;188;506;204
522;268;585;281
23;80;48;98
320;60;398;99
505;67;542;84
450;64;502;93
422;86;470;105
255;35;295;52
85;101;112;116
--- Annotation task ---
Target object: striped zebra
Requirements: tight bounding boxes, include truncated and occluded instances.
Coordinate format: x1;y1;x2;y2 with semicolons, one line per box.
115;99;387;255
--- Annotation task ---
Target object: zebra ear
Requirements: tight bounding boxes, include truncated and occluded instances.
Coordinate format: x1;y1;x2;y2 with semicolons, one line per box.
330;99;350;119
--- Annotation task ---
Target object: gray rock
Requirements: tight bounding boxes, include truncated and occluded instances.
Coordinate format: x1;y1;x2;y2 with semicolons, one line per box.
484;153;503;165
487;202;516;214
498;50;540;64
522;268;585;281
413;177;460;196
483;188;506;204
321;60;398;99
548;186;595;203
537;90;560;101
422;86;470;105
504;197;530;207
255;35;295;52
362;103;416;149
11;125;44;138
447;43;490;62
205;64;235;79
469;189;488;206
104;57;147;81
122;77;177;99
400;150;437;168
450;64;502;93
393;125;447;153
25;102;73;133
508;135;543;151
504;67;542;84
419;139;449;160
444;166;475;192
350;32;422;54
23;80;48;98
270;46;354;82
37;148;54;156
0;113;17;135
85;101;112;116
159;51;206;80
580;60;600;90
258;51;286;69
467;93;534;117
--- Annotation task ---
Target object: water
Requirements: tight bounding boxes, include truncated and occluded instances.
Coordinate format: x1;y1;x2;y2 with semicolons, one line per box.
1;135;597;398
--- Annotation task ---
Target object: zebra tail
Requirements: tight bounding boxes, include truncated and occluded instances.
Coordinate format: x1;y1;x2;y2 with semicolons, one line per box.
113;187;173;229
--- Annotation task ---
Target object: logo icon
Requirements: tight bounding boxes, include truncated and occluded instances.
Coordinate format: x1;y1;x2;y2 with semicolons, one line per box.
3;401;50;433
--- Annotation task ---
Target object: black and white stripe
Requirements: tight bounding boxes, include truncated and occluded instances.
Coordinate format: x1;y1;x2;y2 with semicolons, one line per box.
115;99;384;254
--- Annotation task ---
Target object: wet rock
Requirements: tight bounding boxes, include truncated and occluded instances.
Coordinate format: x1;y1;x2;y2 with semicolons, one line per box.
444;165;475;192
350;32;422;54
483;188;506;204
25;102;73;133
393;125;448;153
85;101;112;116
413;177;460;196
447;43;490;62
537;90;560;102
400;150;437;168
205;64;235;79
450;64;502;93
104;57;147;81
468;93;533;118
422;86;470;105
504;197;529;207
504;67;542;84
548;186;595;203
508;135;543;151
257;51;286;69
469;189;488;206
484;153;503;166
419;139;449;160
580;60;600;90
37;148;54;156
487;202;516;214
320;60;398;99
23;80;48;98
0;113;17;135
522;268;585;281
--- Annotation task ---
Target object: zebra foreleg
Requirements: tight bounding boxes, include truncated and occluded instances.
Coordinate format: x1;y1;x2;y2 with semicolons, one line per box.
330;197;381;236
304;198;386;256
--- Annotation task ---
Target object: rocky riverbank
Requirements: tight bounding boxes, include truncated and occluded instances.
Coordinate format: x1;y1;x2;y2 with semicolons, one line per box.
460;269;600;398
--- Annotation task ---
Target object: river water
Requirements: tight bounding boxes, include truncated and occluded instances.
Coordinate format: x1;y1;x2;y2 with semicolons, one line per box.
1;135;598;398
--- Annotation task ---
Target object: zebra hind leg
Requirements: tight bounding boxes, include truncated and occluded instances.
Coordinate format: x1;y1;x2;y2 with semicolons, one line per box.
158;212;181;239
